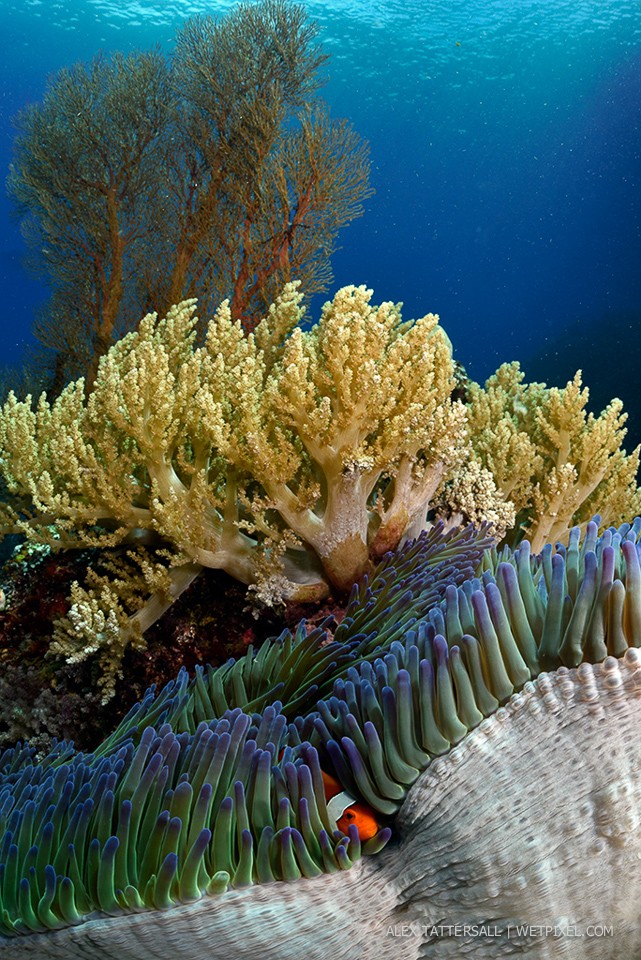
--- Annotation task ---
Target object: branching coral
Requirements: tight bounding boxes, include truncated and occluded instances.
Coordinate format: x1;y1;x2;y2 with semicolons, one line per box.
465;362;641;549
2;518;641;958
0;288;638;705
0;285;487;695
0;282;473;595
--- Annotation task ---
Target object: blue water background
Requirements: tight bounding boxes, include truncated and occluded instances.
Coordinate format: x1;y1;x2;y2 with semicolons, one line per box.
0;0;640;437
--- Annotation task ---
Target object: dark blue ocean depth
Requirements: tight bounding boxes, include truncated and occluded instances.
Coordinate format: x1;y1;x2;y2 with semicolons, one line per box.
0;0;640;440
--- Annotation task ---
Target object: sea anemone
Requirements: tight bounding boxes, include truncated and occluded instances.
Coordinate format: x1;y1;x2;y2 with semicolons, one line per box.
2;518;641;958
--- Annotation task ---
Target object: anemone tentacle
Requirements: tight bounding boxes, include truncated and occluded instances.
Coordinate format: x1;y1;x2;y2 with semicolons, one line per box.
2;519;641;958
3;651;641;958
95;521;492;755
0;706;391;939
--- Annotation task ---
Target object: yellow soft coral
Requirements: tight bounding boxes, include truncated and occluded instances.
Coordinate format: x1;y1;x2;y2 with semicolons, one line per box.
0;283;466;616
49;549;202;701
466;362;641;550
2;289;639;697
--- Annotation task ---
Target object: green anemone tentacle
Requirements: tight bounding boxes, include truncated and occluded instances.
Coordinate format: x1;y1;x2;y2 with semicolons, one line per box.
1;517;641;939
306;517;641;813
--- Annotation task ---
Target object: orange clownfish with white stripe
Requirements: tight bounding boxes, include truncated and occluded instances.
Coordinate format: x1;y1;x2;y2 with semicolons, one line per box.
321;770;381;841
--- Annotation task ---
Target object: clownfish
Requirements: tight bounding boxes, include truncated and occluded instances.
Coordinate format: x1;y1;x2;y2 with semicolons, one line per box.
321;770;381;841
276;749;381;841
